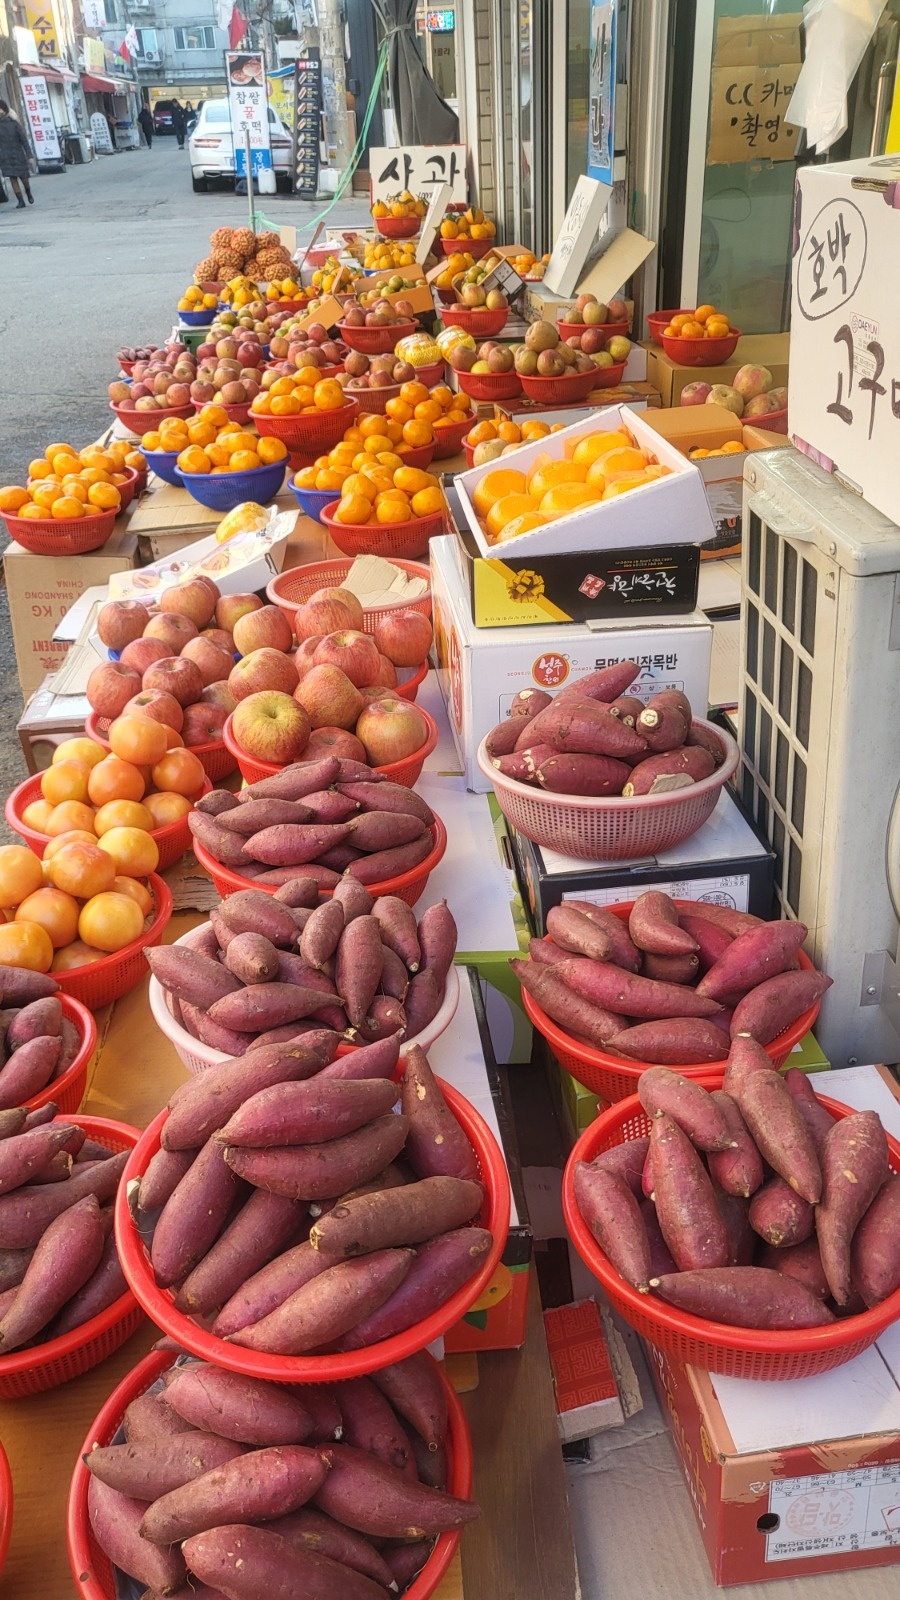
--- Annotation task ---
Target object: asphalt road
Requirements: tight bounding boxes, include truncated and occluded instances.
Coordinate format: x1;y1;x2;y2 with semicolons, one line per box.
0;142;369;833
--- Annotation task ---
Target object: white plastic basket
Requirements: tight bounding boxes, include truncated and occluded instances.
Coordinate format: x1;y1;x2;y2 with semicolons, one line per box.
477;717;740;860
149;923;461;1074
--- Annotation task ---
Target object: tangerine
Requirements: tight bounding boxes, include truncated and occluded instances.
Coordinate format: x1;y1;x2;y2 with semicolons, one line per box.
51;496;86;520
486;493;536;536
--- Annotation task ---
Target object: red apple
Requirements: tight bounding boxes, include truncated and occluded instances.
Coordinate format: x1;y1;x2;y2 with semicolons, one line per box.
86;661;142;718
358;685;397;706
182;701;228;745
97;599;151;651
180;636;234;687
144;612;199;653
295;664;364;730
232;604;293;657
370;653;398;689
294;636;323;683
374;610;434;668
215;592;263;633
294;598;354;643
229;647;299;702
312;629;380;688
200;681;237;713
142;656;205;708
356;698;428;766
124;689;184;731
159;578;218;629
308;585;365;631
301;725;367;764
231;691;311;765
201;627;235;654
119;636;170;674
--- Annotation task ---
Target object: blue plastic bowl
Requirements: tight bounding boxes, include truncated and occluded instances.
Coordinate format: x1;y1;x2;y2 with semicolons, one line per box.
289;484;337;524
178;308;215;327
142;448;183;486
175;458;287;511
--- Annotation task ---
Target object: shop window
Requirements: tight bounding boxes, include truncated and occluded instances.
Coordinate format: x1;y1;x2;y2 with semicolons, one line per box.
566;0;590;202
174;26;218;51
135;28;157;57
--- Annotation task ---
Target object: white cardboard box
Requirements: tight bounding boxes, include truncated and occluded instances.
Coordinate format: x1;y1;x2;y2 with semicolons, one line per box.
430;534;713;792
789;156;900;521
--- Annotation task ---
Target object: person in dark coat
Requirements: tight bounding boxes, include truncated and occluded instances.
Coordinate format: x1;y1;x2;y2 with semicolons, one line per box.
171;100;186;149
0;101;33;208
138;104;153;147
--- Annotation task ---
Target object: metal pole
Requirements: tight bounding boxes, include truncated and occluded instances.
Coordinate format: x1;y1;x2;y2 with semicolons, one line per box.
318;0;354;177
244;126;255;227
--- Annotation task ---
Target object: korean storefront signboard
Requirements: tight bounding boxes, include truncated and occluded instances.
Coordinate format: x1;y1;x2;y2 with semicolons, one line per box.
21;74;61;162
369;144;467;205
23;1;58;61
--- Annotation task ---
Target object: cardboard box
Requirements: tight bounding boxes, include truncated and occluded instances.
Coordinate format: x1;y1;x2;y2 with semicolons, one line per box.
430;533;712;791
647;333;790;406
17;686;92;774
645;407;792;560
544;1300;624;1441
355;265;434;317
5;526;139;700
788;155;900;521
108;510;297;604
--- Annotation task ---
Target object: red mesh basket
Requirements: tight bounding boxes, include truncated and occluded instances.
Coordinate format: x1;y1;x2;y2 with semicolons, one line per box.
320;500;443;562
267;557;431;630
25;994;97;1116
223;704;439;789
431;414;473;459
479;718;740;860
519;369;600;403
51;873;173;1009
337;319;418;355
0;1440;10;1577
114;1080;509;1381
193;811;446;906
110;400;193;435
556;318;631;342
253;398;359;454
413;361;446;387
646;309;685;346
191;397;253;424
374;214;420;238
440;305;509;337
660;328;741;366
0;1115;142;1400
563;1093;900;1380
352;382;401;414
440;237;493;258
85;709;237;783
6;773;211;872
393;659;429;701
748;405;788;435
114;467;141;510
589;360;627;389
395;441;436;469
455;369;523;401
67;1348;473;1600
0;507;116;556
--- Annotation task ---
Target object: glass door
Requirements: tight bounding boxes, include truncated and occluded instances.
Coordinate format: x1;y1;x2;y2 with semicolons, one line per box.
513;0;552;251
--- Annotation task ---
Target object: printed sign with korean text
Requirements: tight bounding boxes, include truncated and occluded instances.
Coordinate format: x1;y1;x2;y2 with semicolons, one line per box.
23;2;57;60
225;50;271;178
21;74;61;162
707;64;800;164
370;144;467;205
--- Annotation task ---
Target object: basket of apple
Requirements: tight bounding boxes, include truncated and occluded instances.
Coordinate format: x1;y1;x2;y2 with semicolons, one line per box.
266;322;348;379
108;348;197;434
680;363;787;432
342;350;421;413
449;340;523;401
337;302;420;356
189;331;266;420
512;321;602;402
441;285;509;338
561;326;632;387
557;293;632;342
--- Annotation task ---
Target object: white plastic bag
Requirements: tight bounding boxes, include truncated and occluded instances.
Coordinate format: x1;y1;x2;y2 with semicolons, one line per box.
787;0;889;152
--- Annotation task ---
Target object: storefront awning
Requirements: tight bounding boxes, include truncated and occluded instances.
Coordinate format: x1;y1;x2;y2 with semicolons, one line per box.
81;72;133;94
21;64;77;83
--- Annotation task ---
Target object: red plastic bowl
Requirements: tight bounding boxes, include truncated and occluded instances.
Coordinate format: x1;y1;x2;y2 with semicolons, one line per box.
0;1440;11;1576
115;1080;509;1381
455;369;522;402
5;773;211;873
223;704;439;789
50;873;173;1009
374;214;420;238
193;810;446;907
252;397;359;456
0;507;116;556
519;368;600;403
748;405;788;435
646;309;685;346
190;397;253;424
22;994;98;1116
395;441;436;469
114;466;141;511
84;709;237;784
319;500;444;562
589;359;628;389
440;305;509;337
337;319;418;355
413;361;446;387
431;413;473;459
440;237;493;259
557;318;630;342
267;556;431;632
67;1348;472;1600
351;381;401;415
0;1115;141;1399
660;328;741;366
563;1093;900;1380
110;400;193;435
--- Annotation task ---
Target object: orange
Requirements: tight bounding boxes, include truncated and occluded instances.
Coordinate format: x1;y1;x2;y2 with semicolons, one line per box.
705;318;730;338
520;420;551;441
601;447;652;480
383;419;404;445
410;486;444;518
539;482;602;516
394;467;434;495
50;451;79;477
602;473;652;498
60;479;90;503
679;321;704;339
295;366;323;388
385;398;413;424
375;496;411;523
141;431;162;452
257;436;288;464
694;304;716;324
334;493;373;525
314;467;346;491
342;426;365;446
313;380;345;411
527;460;588;499
271;394;302;416
492;511;549;543
51;496;86;520
31;482;61;510
719;440;746;455
360;412;389;439
402;420;433;448
251;394;272;414
0;487;30;513
293;466;318;488
206;442;231;468
293;386;315;409
431;385;454;411
363;434;394;457
571;430;633;466
496;420;523;444
486;493;536;537
342;472;377;500
670;313;691;331
413;399;442;424
374;451;403;472
270;375;296;397
472;468;527;517
187;419;218;447
230;450;261;472
19;502;43;519
29;458;53;479
399;381;430;408
78;466;113;486
87;482;121;510
177;446;213;474
200;404;229;428
467;421;499;446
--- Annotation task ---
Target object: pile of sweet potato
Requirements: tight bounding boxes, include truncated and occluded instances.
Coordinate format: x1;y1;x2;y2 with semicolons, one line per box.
146;879;457;1055
573;1043;900;1329
484;661;725;798
513;891;831;1064
130;1037;493;1356
86;1352;479;1598
0;1108;129;1353
189;753;438;887
0;973;85;1109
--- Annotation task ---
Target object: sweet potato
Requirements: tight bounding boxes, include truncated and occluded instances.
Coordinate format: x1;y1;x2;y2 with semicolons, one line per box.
562;903;641;973
123;1390;196;1445
315;1443;479;1538
164;1363;313;1445
706;1091;763;1198
354;995;406;1044
729;1068;822;1205
300;900;345;971
338;780;434;826
0;1193;104;1351
188;810;255;869
223;932;281;987
508;687;553;718
229;1248;414;1354
416;901;457;989
641;952;700;985
311;1176;482;1258
851;1173;900;1307
50;1230;128;1335
179;1000;253;1058
749;1177;815;1248
729;969;832;1042
573;1162;651;1290
141;1446;328;1545
492;746;554;783
244;822;354;867
0;967;59;1006
138;1147;195;1213
195;788;239;816
334;758;381;783
371;895;420;971
0;1035;60;1108
87;1477;186;1595
401;1044;480;1182
7;996;62;1048
608;693;644;725
218;1078;398;1149
144;946;242;1010
370;1352;448;1451
721;1031;777;1096
330;876;375;924
635;701;688;752
342;1228;492;1348
296;1386;342;1443
641;1199;677;1277
336;1375;414;1473
646;688;693;723
334;915;384;1032
759;1235;830;1301
563;662;639;703
256;864;341;890
637;1067;734;1150
301;790;364;824
316;1032;401;1083
174;1190;305;1317
272;878;321;910
269;1507;394;1587
211;1241;333;1339
209;982;341;1035
650;1114;729;1272
546;904;613;962
535;753;631;796
509;958;624;1048
0;1124;75;1195
151;1136;242;1288
378;945;410;1003
224;1114;409;1201
588;1137;650;1199
218;799;315;835
781;1069;838;1152
696;920;809;1002
85;1430;245;1500
815;1110;890;1305
399;971;440;1037
0;1109;27;1140
182;1524;389;1600
345;834;434;884
0;1149;127;1248
677;915;734;975
555;958;724;1020
485;715;532;760
240;757;342;802
219;891;300;949
0;1247;32;1292
718;1190;755;1266
628;892;698;958
610;1019;731;1067
347;811;428;851
622;747;715;796
650;1266;835;1329
528;935;568;968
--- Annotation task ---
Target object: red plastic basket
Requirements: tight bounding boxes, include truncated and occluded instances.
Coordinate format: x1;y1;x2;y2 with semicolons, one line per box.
431;414;473;459
337;319;418;355
395;441;436;469
84;709;237;783
393;659;429;701
21;994;98;1116
253;398;359;457
660;328;741;366
589;359;628;389
267;556;431;630
747;405;788;435
646;309;685;346
440;237;493;258
0;1115;142;1400
455;369;523;401
440;305;509;337
563;1093;900;1380
191;397;253;424
223;703;439;789
557;318;631;342
115;1079;509;1381
352;381;401;414
264;298;309;315
374;214;420;238
413;361;446;387
113;467;141;510
519;369;600;403
51;873;173;1009
6;773;211;873
110;400;193;435
479;718;740;860
67;1348;472;1600
320;500;444;562
0;507;116;556
0;1440;11;1577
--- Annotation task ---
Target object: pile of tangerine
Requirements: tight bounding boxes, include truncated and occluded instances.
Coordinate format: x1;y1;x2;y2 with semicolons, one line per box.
251;374;348;418
467;417;561;450
0;440;140;523
293;399;458;496
662;305;733;340
330;462;445;527
177;285;218;314
140;406;288;476
472;429;672;545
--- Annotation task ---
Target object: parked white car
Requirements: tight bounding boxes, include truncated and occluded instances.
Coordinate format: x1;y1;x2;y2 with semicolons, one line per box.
188;99;293;192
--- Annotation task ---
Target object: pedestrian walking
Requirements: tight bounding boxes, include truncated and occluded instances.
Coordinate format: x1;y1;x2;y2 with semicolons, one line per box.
0;101;34;208
171;100;186;149
138;104;153;148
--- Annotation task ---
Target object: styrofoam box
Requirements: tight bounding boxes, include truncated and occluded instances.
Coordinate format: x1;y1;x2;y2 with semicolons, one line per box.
454;405;715;560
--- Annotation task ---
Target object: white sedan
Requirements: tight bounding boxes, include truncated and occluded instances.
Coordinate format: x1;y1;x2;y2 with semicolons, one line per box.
188;100;293;193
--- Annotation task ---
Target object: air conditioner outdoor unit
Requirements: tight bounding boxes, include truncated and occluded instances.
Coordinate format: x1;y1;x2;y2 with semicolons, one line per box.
737;446;900;1070
144;50;160;62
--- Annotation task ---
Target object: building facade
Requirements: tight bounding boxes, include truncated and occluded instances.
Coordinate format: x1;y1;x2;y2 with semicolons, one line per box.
95;0;228;109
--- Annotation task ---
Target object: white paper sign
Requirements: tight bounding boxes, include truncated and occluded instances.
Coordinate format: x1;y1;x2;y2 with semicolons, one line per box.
81;0;106;25
370;144;467;205
225;50;271;177
415;180;452;265
543;175;612;298
21;75;60;162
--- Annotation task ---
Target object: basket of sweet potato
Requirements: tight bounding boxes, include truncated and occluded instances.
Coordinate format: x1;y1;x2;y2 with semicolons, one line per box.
563;1047;900;1379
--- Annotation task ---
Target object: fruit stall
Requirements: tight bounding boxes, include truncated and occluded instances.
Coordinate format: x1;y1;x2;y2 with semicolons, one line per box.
0;187;898;1600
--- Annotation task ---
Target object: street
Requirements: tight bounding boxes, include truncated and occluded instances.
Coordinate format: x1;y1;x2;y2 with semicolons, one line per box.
0;143;369;827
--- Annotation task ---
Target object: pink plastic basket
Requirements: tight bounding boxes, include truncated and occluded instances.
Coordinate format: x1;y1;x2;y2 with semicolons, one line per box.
519;369;600;403
352;381;401;414
479;717;740;860
557;318;631;342
267;557;431;629
374;214;420;238
110;400;193;435
646;309;685;346
253;398;359;454
440;237;493;258
431;414;474;459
